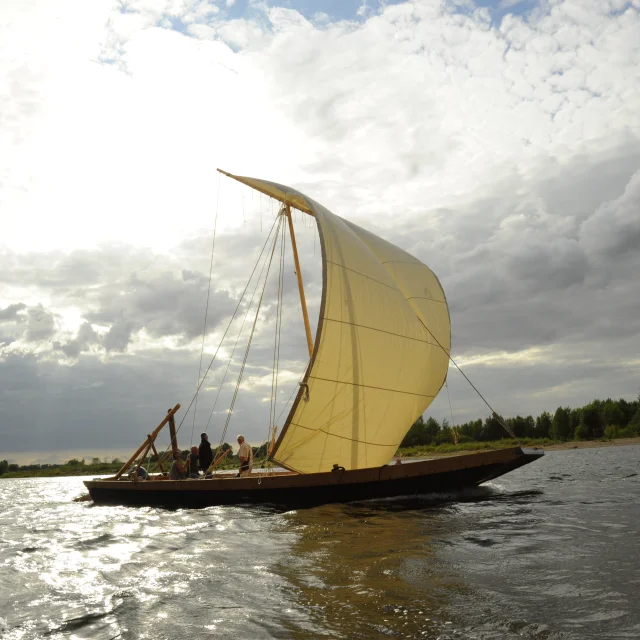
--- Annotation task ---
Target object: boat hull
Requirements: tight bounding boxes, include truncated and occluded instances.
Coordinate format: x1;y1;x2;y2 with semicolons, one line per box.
84;447;543;509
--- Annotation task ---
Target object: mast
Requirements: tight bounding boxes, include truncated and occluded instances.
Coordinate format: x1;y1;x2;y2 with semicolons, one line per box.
285;204;314;359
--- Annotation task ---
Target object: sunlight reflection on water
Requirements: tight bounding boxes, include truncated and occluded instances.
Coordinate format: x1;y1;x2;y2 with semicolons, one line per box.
0;448;638;639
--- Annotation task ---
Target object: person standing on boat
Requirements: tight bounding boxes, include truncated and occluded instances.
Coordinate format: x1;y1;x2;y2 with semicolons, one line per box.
187;446;200;478
170;450;187;480
236;435;253;477
198;433;213;473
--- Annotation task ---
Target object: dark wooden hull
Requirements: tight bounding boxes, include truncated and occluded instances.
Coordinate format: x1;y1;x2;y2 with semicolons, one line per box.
84;447;544;509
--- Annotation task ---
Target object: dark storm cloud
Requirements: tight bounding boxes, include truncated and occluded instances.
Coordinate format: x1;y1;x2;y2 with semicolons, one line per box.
0;242;248;352
0;302;57;345
82;268;238;349
0;347;299;455
102;320;135;352
372;145;640;356
0;302;27;345
53;322;100;358
24;304;56;341
579;170;640;259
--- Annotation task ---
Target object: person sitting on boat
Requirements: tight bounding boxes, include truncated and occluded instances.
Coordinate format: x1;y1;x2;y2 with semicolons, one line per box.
198;433;213;473
186;446;200;478
236;435;253;477
128;466;148;480
170;450;187;480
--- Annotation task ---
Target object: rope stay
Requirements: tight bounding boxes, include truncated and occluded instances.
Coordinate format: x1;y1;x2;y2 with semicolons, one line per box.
203;211;284;435
153;213;284;470
418;319;517;441
191;172;221;446
259;211;288;468
269;213;286;440
214;212;284;455
445;380;458;444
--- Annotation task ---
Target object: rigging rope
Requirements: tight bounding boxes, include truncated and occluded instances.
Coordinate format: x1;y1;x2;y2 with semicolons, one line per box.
417;319;517;440
215;213;284;453
191;172;221;446
445;380;458;443
159;213;284;463
269;214;286;440
202;211;283;434
260;213;287;465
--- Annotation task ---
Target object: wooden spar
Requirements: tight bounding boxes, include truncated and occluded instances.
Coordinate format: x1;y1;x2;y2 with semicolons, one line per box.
268;425;278;456
113;403;181;480
149;438;165;473
207;448;230;473
285;205;314;358
216;169;315;217
134;440;153;479
168;409;179;455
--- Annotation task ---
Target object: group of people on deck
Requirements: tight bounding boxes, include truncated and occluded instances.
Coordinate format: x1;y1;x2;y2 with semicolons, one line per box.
169;433;254;480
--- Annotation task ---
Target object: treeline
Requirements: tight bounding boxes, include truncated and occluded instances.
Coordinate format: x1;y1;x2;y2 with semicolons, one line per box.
3;398;638;477
0;457;124;477
0;443;271;477
401;396;640;447
145;442;269;465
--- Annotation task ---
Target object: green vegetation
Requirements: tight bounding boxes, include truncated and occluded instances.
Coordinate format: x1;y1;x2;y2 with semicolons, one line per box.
0;457;124;479
2;396;638;478
0;443;271;479
398;395;640;450
398;437;559;457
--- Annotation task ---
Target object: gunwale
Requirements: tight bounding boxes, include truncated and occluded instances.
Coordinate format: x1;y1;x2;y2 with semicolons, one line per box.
84;447;543;508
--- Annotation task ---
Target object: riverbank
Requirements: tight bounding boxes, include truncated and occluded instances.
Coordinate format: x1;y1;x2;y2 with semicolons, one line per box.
542;437;640;451
0;458;241;479
2;437;639;478
396;436;640;459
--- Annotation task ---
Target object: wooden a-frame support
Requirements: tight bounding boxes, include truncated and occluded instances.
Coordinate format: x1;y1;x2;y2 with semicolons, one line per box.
114;404;181;480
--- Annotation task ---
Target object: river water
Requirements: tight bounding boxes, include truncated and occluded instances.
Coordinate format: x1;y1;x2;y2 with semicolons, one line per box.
0;446;638;640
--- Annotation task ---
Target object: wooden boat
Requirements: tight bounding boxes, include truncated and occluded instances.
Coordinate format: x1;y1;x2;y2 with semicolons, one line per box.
85;447;543;508
85;170;544;508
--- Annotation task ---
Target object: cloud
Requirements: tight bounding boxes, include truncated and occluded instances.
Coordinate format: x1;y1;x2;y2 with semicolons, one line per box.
0;303;27;346
53;321;100;358
103;319;136;352
1;0;640;459
0;302;58;346
579;169;640;258
24;304;57;341
0;302;26;321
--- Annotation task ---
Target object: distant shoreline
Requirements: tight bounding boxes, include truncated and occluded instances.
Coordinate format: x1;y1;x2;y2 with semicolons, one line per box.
2;438;639;479
540;437;640;451
398;437;640;459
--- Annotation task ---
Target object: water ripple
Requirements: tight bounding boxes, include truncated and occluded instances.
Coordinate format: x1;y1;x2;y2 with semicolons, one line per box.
0;446;638;638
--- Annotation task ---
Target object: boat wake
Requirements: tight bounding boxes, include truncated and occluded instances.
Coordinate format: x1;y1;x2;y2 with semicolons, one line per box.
347;484;498;510
346;483;545;512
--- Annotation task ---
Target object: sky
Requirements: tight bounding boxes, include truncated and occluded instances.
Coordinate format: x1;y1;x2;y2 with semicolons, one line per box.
1;0;639;464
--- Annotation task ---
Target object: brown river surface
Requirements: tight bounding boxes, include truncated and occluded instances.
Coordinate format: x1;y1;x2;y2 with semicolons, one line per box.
0;445;638;639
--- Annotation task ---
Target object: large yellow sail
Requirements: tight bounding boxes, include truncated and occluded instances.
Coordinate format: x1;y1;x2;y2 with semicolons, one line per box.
218;171;451;473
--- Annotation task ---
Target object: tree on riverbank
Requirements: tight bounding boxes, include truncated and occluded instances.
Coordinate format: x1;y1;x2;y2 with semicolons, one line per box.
400;395;640;448
3;396;638;477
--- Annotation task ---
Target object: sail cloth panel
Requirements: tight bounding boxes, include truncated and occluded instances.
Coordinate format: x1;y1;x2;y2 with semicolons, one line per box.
342;220;451;366
217;171;450;473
